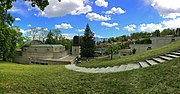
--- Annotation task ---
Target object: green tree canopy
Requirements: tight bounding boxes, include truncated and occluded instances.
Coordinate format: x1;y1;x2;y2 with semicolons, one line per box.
81;24;95;58
105;44;120;60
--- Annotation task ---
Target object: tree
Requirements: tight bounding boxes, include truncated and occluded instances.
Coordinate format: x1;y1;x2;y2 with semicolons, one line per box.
1;0;57;26
12;26;25;48
52;29;61;43
45;31;55;44
27;28;39;40
0;0;61;61
152;30;160;37
161;28;174;37
105;44;120;60
175;28;180;36
81;24;95;58
38;28;49;42
0;23;23;61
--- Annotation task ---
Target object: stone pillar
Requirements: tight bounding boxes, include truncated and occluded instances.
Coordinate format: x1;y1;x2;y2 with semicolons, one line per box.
72;46;80;56
72;36;81;56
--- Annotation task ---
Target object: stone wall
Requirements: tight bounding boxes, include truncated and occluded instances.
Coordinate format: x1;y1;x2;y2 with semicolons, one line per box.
151;37;180;48
13;55;30;64
53;51;69;58
130;37;180;54
129;44;152;54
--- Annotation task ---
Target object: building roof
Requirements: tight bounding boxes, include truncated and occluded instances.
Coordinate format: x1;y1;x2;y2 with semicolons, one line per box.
23;40;43;47
30;44;64;48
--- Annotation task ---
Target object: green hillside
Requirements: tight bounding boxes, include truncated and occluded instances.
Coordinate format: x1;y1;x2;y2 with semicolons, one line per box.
0;57;180;93
78;40;180;68
0;40;180;93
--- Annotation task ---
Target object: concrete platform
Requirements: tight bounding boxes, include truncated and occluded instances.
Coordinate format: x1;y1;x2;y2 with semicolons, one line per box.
31;55;78;65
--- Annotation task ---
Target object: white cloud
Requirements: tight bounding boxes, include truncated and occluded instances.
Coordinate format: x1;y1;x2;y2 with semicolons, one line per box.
101;22;118;27
124;24;137;32
94;34;103;38
20;29;27;34
115;27;120;30
77;29;85;32
15;18;21;21
62;33;77;39
148;0;180;19
105;7;125;15
139;18;180;32
95;0;108;7
71;5;92;15
161;18;180;29
86;13;111;21
8;6;26;16
139;23;162;32
55;23;73;29
27;24;32;27
35;0;92;17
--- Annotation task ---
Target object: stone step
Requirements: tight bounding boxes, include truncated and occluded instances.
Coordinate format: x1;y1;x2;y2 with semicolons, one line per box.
159;56;173;60
146;60;159;65
165;54;179;58
175;50;180;52
125;63;141;71
117;65;127;71
139;62;150;68
108;66;120;72
171;52;180;56
152;58;166;63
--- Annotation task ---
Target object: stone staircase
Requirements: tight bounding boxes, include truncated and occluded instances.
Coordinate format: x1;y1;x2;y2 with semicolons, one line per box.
65;49;180;73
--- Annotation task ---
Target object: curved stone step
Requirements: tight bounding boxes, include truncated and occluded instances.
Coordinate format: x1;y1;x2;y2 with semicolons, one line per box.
65;49;180;73
171;52;180;56
139;62;150;68
159;56;173;60
152;58;166;63
125;63;141;71
165;54;179;58
146;60;159;65
117;65;127;71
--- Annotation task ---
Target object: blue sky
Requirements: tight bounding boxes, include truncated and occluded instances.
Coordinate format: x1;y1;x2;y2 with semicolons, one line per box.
9;0;180;39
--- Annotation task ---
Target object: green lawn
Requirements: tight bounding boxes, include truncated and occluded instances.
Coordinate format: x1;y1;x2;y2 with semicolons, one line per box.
78;40;180;68
0;58;180;94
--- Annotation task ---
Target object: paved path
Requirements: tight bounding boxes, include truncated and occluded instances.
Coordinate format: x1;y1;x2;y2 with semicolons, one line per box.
65;50;180;73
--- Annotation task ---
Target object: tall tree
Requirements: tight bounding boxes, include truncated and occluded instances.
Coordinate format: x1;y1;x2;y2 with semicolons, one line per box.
81;24;95;58
27;28;39;40
45;31;55;44
38;28;49;42
0;23;23;61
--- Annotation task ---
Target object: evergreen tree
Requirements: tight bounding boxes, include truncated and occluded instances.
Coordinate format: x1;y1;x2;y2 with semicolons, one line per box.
81;24;95;58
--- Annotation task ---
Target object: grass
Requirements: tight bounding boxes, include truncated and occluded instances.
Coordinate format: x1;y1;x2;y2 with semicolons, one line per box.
0;57;180;94
78;40;180;68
